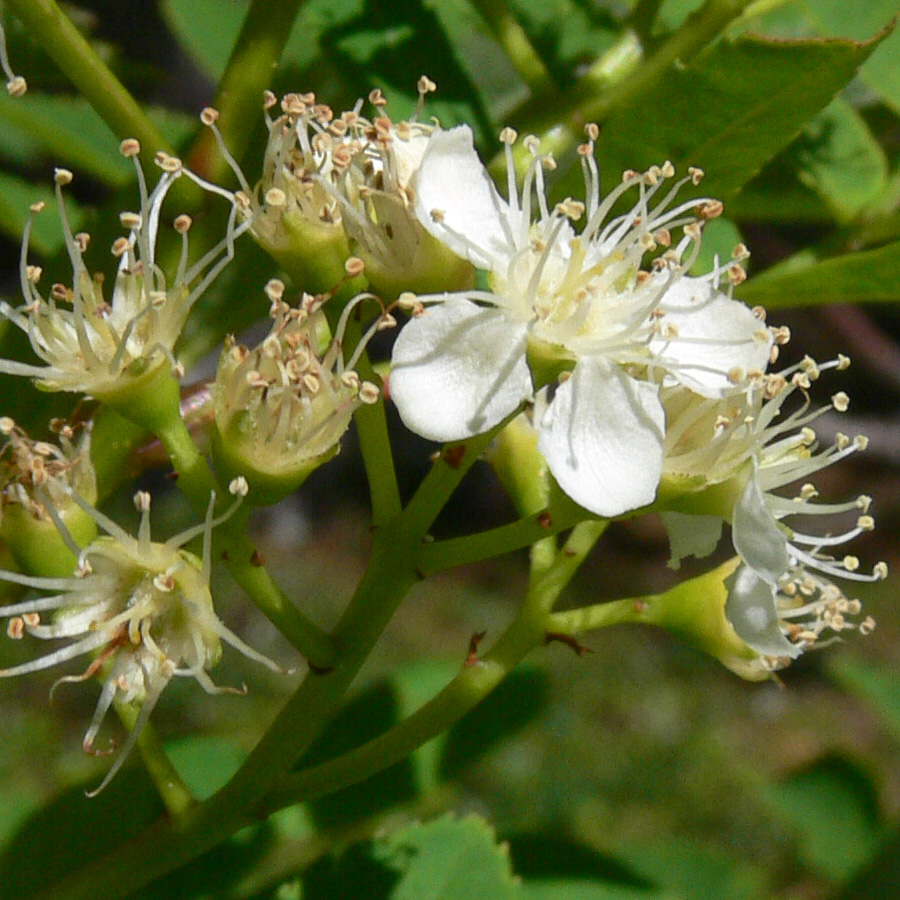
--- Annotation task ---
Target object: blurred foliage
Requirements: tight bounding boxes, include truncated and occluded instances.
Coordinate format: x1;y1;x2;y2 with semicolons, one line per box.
0;0;899;898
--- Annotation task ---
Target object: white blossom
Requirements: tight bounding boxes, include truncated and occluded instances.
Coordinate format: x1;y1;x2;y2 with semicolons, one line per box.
389;125;772;517
662;355;885;665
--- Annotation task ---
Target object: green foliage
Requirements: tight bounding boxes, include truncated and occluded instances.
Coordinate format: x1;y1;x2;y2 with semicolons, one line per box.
592;31;887;203
764;755;883;883
741;241;900;307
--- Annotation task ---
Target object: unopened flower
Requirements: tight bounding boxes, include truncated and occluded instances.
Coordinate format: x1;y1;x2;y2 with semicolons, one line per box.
0;481;283;795
0;143;247;405
661;354;886;664
212;280;384;504
205;81;472;297
390;125;772;517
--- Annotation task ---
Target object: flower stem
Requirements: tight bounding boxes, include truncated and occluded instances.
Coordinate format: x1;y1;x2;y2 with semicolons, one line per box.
154;407;339;670
546;595;653;634
5;0;171;165
185;0;308;183
32;427;503;900
114;699;196;818
469;0;555;98
265;518;607;811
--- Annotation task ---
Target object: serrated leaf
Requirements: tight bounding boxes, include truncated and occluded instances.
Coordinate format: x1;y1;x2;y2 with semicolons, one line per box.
765;755;882;882
793;98;888;221
806;0;900;113
377;814;521;900
740;241;900;308
592;31;887;204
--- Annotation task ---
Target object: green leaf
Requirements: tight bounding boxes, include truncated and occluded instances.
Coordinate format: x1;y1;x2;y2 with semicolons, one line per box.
690;217;743;275
830;655;900;743
0;172;85;258
161;0;248;79
0;770;165;900
740;240;900;308
765;754;882;882
793;98;888;222
592;31;888;204
376;814;521;900
510;833;661;900
805;0;900;113
521;882;664;900
612;838;766;900
165;735;244;802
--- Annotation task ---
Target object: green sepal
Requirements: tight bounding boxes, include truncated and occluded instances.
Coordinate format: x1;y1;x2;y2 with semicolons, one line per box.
210;422;333;507
0;501;98;578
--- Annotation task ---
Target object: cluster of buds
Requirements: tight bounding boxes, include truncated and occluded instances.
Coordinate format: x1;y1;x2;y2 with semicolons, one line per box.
202;79;474;299
0;417;98;576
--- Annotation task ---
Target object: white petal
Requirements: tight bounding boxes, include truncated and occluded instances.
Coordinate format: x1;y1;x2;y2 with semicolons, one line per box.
725;564;802;659
732;472;790;584
661;512;724;569
390;298;531;442
653;278;772;397
414;126;514;271
537;357;664;517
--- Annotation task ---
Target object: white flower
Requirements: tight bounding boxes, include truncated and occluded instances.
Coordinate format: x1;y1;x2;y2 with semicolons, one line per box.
0;143;247;400
212;280;383;502
661;354;886;664
389;124;772;517
0;483;283;795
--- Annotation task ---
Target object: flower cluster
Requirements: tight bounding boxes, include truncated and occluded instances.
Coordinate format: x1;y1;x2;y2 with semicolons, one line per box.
0;479;283;794
376;119;883;674
390;124;772;518
661;351;885;668
203;81;474;298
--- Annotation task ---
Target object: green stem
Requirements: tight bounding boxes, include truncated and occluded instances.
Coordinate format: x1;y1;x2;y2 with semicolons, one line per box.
156;409;338;669
34;428;503;900
416;503;592;576
266;512;607;811
185;0;307;182
547;595;652;634
115;700;196;818
5;0;171;168
469;0;555;98
327;300;401;527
